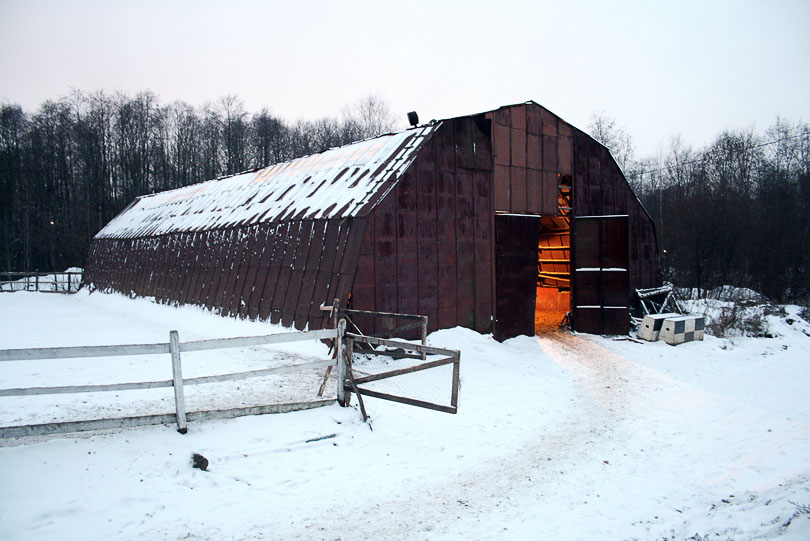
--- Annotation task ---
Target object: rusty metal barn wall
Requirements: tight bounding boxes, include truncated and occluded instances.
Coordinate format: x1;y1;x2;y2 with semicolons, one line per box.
485;103;568;215
83;218;366;330
351;118;494;335
572;132;662;292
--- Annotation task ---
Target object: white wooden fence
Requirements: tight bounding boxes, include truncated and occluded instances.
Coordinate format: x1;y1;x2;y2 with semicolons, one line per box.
0;328;337;438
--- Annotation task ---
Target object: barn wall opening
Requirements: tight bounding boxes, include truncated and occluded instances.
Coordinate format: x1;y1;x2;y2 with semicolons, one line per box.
534;175;572;333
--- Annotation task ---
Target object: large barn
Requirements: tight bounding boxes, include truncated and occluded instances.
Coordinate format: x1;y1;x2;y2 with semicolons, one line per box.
84;101;661;340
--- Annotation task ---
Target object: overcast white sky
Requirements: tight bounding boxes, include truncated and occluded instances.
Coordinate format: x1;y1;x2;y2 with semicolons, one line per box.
1;0;808;156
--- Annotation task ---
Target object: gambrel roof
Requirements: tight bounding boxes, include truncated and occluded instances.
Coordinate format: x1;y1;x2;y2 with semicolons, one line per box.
95;124;438;239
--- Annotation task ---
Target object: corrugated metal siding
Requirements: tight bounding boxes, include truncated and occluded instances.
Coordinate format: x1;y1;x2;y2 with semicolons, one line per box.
485;103;572;216
572;131;662;293
94;125;437;239
350;118;494;336
86;219;365;329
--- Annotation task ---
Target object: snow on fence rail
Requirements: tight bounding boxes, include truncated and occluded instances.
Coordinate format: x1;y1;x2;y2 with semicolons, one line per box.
0;328;337;438
0;270;83;293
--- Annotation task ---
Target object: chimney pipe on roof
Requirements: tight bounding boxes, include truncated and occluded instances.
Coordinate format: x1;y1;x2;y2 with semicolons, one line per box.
407;111;419;127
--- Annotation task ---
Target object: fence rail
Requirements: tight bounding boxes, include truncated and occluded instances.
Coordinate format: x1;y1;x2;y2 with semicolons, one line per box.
0;271;83;293
0;328;337;438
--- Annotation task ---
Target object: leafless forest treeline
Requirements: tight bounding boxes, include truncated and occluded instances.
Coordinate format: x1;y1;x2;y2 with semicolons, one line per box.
1;92;808;303
590;113;810;303
0;91;396;275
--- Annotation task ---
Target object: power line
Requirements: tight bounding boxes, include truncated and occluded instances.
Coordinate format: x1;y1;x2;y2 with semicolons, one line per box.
635;130;810;177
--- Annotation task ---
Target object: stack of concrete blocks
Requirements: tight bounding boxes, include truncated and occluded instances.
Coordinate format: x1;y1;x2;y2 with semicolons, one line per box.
637;313;680;342
638;313;705;345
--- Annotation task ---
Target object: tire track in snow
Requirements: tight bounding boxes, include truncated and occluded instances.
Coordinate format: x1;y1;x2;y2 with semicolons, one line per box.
269;333;677;541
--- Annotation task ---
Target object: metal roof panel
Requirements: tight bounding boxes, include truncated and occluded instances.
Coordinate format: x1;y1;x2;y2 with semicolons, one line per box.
95;124;438;239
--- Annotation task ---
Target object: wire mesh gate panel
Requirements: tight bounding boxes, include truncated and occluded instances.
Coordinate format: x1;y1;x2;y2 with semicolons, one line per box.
344;333;460;414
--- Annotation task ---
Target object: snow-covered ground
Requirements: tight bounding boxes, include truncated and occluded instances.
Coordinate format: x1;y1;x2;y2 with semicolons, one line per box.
1;290;809;540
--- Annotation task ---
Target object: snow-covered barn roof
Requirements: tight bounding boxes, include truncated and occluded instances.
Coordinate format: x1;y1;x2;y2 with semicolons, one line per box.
95;123;438;239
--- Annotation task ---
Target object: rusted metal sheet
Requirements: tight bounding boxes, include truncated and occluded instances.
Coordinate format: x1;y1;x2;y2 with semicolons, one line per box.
511;166;527;213
511;127;527;169
572;216;629;335
283;221;312;328
494;215;540;340
95;125;439;240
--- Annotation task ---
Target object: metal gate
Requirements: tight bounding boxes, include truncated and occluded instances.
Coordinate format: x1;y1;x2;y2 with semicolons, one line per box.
572;215;630;335
340;331;460;415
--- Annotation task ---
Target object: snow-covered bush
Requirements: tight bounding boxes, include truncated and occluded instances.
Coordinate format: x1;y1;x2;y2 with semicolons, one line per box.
675;286;781;338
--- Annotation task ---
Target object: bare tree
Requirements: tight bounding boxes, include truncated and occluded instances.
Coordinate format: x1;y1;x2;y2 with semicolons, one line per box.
587;111;635;175
342;94;398;141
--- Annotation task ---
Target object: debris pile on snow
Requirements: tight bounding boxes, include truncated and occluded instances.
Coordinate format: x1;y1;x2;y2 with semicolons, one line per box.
675;285;808;339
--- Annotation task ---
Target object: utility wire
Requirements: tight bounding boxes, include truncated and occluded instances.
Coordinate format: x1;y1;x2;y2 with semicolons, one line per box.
635;130;810;177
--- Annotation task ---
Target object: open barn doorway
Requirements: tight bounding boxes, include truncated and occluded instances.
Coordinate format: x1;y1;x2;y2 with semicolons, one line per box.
494;177;573;340
535;216;571;333
535;176;572;333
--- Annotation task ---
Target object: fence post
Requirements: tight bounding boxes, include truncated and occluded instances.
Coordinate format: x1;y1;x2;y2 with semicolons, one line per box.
170;330;188;434
420;315;428;360
35;271;39;292
67;272;71;293
336;318;347;406
451;350;460;410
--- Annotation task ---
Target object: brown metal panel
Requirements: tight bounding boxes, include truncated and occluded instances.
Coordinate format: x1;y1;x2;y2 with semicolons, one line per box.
333;219;364;311
190;231;213;306
227;226;256;317
247;225;276;319
473;169;491;222
177;233;197;305
151;236;171;300
453;118;475;170
572;216;629;335
236;226;265;318
493;165;510;211
558;135;573;177
494;215;540;340
527;133;542;170
309;220;341;320
542;135;558;172
374;203;398;322
226;227;251;315
510;128;526;169
511;105;527;132
542;171;558;216
167;234;186;304
212;229;239;312
258;222;288;320
492;122;511;167
283;220;312;327
541;109;558;136
272;222;301;325
526;103;542;135
199;230;223;308
294;220;327;329
456;217;475;328
436;119;455;172
494;107;511;126
436;164;457;318
526;168;542;214
472;117;492;171
510;166;527;213
396;168;417;211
